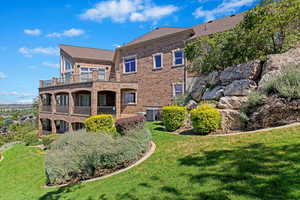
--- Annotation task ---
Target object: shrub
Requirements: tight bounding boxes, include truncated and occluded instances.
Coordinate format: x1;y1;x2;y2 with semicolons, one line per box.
247;90;267;108
85;115;117;135
162;106;186;131
190;104;221;134
41;134;57;149
45;128;151;185
262;67;300;98
24;132;40;146
116;115;145;135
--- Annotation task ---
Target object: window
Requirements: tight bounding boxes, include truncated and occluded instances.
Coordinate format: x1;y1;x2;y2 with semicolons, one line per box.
76;94;91;106
65;59;73;70
98;94;106;106
173;83;183;97
153;53;163;69
98;69;106;80
124;92;136;104
124;56;137;73
173;50;184;66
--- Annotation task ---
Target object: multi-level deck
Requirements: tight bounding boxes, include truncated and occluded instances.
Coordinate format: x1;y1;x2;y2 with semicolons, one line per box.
38;71;138;134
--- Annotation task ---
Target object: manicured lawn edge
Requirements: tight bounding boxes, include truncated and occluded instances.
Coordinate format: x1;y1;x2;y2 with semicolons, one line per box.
44;141;156;188
171;122;300;137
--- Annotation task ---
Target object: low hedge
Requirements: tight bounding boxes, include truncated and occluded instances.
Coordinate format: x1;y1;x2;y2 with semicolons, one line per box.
85;115;117;135
116;115;145;135
191;104;221;135
162;106;186;131
45;127;151;185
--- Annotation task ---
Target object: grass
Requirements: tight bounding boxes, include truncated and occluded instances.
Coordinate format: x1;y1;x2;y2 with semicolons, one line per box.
1;122;300;199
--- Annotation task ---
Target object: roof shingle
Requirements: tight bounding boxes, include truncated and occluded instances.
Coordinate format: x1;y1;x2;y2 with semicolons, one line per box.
191;13;244;40
60;44;114;62
126;27;189;46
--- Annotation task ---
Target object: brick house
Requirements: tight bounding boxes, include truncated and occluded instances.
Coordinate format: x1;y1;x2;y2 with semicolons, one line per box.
38;13;243;134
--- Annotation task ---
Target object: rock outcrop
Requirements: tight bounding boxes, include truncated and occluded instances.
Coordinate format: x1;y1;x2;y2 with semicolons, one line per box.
202;86;225;100
246;96;300;130
259;48;300;87
223;80;257;96
185;47;300;132
219;60;262;85
217;96;248;110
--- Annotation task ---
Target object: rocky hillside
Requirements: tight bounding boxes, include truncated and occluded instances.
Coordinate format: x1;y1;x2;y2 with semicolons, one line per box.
186;47;300;131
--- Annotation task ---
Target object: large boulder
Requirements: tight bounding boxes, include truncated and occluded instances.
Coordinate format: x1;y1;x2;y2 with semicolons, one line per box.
259;48;300;87
220;109;242;131
217;96;248;110
220;60;262;85
202;86;225;101
187;76;207;101
206;71;220;86
224;80;257;96
246;95;300;130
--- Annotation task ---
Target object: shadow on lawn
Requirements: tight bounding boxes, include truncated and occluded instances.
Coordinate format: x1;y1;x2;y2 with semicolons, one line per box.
177;143;300;200
115;143;300;200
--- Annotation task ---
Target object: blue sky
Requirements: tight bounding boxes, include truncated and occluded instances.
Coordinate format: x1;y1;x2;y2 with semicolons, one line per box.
0;0;259;104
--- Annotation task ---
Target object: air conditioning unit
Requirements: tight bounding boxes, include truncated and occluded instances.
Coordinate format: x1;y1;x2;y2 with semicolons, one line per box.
146;108;162;121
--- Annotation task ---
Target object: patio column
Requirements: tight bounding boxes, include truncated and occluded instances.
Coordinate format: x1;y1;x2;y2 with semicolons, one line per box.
91;90;97;116
51;93;56;113
38;118;43;135
116;90;121;119
69;92;74;115
51;120;57;134
69;122;73;132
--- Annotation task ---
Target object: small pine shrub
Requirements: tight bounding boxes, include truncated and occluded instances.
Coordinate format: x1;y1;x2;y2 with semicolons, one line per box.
190;104;221;134
41;134;57;149
247;90;267;108
85;115;117;135
24;132;40;146
162;106;186;131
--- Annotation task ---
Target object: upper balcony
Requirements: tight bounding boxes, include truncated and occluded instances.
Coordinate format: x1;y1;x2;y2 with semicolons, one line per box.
39;71;115;88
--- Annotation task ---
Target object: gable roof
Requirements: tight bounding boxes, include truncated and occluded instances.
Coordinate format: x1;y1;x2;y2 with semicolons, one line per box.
191;13;244;40
60;44;114;62
126;27;189;46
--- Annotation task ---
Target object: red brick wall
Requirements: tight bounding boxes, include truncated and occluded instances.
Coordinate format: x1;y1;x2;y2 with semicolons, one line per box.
117;32;191;112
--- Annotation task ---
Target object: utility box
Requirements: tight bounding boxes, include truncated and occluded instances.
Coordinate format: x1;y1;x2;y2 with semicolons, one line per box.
146;108;162;121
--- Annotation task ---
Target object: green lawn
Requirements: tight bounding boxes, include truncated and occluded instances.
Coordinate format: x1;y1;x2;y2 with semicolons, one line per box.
1;122;300;200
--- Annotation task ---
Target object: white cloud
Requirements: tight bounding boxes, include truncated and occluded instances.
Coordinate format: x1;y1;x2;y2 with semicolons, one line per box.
47;28;85;38
19;47;59;57
193;0;257;21
42;62;59;68
24;29;42;36
0;72;6;79
80;0;178;23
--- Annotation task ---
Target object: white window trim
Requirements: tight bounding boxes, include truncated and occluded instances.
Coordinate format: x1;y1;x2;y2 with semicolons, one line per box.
64;57;73;72
172;49;185;67
152;53;163;69
123;91;137;105
123;55;137;74
172;82;184;97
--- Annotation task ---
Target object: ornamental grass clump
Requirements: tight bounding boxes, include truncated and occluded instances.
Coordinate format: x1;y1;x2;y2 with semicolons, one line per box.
45;128;151;185
262;67;300;98
190;104;221;135
85;115;117;135
162;106;186;131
